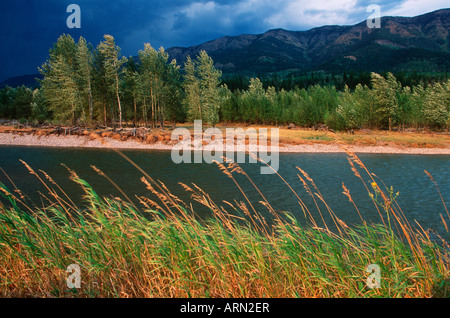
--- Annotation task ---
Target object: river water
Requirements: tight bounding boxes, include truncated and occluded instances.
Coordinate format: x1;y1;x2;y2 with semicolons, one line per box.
0;145;449;236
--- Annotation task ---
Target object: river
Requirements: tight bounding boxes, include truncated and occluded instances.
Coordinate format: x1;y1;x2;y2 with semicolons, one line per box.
0;145;449;237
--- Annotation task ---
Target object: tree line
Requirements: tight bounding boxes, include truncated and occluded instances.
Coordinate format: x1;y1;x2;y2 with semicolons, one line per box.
221;70;449;92
0;34;449;131
220;74;450;130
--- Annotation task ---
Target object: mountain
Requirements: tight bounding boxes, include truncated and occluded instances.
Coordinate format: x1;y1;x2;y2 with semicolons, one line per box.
166;8;450;75
2;8;450;88
0;74;43;89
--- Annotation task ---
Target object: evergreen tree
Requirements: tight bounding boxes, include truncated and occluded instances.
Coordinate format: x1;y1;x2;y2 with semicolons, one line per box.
137;43;183;128
31;88;49;123
248;77;265;95
12;86;33;121
198;50;221;127
91;48;112;126
138;43;158;127
162;58;184;126
0;86;13;118
183;55;201;121
39;34;81;124
217;84;234;123
371;72;400;130
183;51;222;126
97;35;125;128
396;86;412;130
411;84;427;127
76;36;94;128
154;47;171;129
122;56;140;127
422;83;448;129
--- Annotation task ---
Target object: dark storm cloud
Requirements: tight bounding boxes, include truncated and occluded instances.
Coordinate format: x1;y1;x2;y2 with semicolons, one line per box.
0;0;447;82
172;12;190;31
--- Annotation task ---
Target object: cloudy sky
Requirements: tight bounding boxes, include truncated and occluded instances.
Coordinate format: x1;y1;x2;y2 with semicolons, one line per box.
0;0;448;81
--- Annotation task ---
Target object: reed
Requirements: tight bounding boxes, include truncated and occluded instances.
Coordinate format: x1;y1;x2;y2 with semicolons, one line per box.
0;152;448;298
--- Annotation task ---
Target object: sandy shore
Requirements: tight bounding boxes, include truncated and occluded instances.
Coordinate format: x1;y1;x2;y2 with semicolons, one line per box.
0;132;172;150
0;132;449;154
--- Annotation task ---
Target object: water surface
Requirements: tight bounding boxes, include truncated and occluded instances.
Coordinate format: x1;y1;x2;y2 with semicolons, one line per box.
0;145;449;237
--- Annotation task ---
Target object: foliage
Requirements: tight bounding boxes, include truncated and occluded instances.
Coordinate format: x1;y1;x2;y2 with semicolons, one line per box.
39;34;81;124
1;33;449;131
183;50;222;126
97;35;125;128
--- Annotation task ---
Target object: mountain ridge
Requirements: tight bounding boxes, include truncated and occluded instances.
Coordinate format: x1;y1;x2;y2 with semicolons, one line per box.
2;8;449;88
166;8;450;75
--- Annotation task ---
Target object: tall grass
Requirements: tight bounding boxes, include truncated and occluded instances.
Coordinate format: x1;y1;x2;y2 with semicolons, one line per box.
0;151;448;298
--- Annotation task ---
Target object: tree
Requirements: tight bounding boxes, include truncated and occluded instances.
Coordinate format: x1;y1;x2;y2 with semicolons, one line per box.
396;86;413;129
31;88;49;123
335;84;374;130
153;47;175;129
122;56;140;127
162;58;184;125
183;55;201;121
422;83;448;129
137;43;159;127
197;50;222;126
218;84;234;123
76;36;94;128
12;86;33;121
371;72;400;130
336;85;359;130
39;34;81;124
97;35;125;128
411;84;427;128
92;47;113;126
183;50;222;126
248;77;265;96
136;43;183;128
0;86;13;118
244;78;273;124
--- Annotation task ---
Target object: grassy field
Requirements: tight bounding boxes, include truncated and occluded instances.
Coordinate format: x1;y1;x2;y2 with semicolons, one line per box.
175;123;450;149
0;151;449;298
275;128;450;148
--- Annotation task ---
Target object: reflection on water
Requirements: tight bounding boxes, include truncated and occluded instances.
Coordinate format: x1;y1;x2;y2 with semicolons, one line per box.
0;145;449;237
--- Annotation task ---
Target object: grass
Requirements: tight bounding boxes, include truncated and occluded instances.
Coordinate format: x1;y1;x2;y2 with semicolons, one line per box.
0;150;449;298
275;128;450;148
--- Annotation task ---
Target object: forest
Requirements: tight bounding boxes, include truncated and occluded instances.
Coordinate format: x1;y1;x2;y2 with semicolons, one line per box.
0;34;449;131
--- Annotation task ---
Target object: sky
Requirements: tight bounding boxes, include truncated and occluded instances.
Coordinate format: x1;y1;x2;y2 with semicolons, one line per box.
0;0;448;82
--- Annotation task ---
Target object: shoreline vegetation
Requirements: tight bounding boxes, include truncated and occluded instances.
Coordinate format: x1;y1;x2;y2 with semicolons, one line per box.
2;34;449;141
0;123;449;154
0;149;448;297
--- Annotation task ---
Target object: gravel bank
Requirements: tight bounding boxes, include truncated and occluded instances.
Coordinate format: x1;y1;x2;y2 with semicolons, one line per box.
1;132;449;154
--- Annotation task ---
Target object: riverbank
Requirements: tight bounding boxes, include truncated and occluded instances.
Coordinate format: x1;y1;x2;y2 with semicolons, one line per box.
0;125;449;154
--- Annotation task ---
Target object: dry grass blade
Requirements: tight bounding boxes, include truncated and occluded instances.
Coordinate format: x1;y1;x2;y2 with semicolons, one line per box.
91;165;137;210
425;170;450;222
342;182;363;223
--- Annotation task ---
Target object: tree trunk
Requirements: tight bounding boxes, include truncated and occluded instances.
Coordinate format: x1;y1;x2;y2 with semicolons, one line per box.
87;79;93;130
143;96;147;128
133;94;137;128
103;101;107;126
71;102;75;126
150;86;155;128
115;74;122;129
